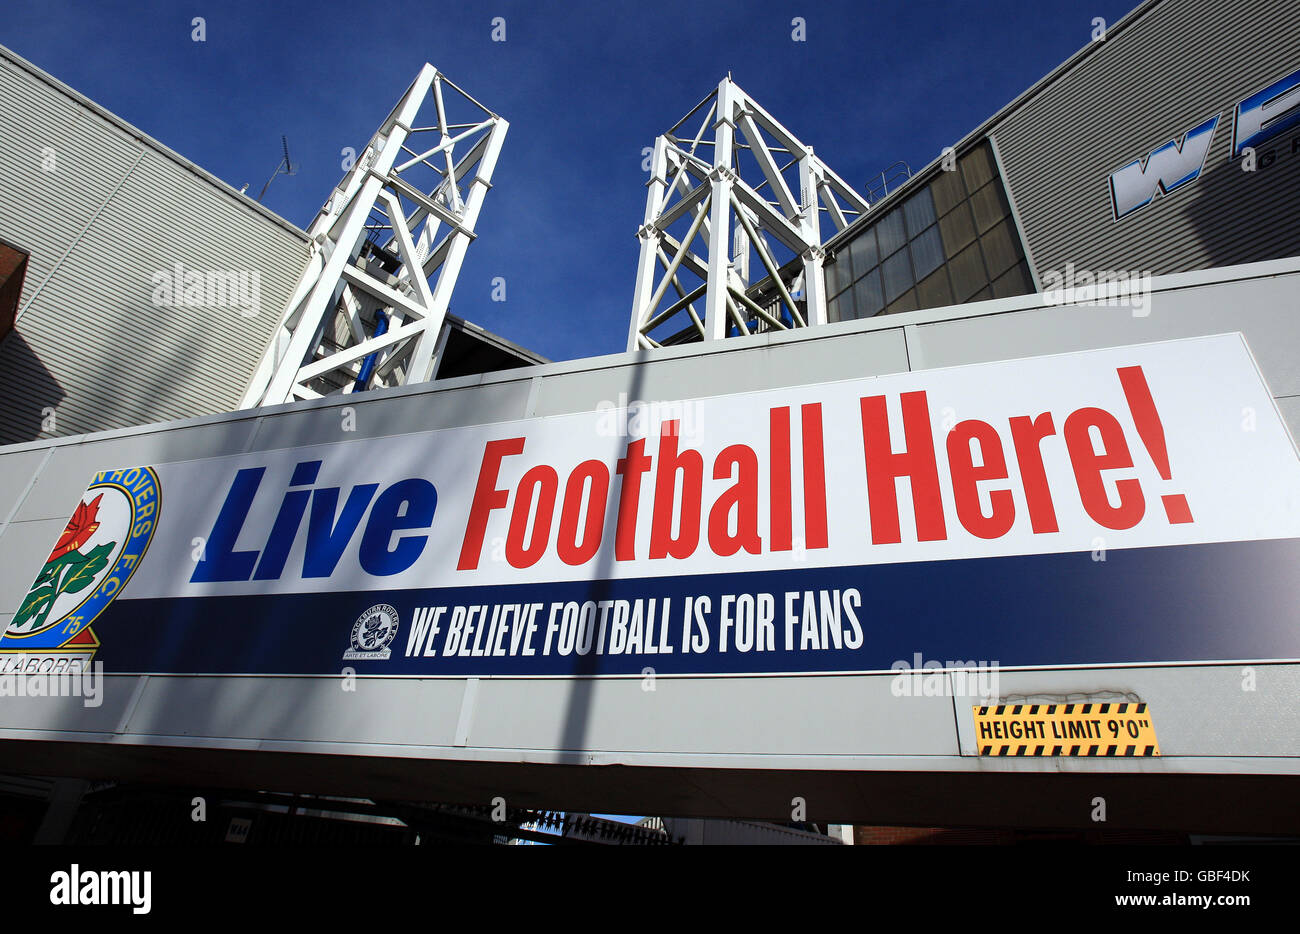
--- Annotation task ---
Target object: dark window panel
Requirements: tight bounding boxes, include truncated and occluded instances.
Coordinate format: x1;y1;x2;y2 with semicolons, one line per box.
916;268;954;310
881;249;913;303
910;225;944;280
853;268;884;317
827;288;850;323
970;179;1011;234
938;201;977;257
959;142;995;194
970;286;993;302
930;170;966;218
885;288;918;315
876;208;907;258
848;226;879;275
991;260;1035;299
948;241;988;302
903;187;937;236
825;251;853;297
980;218;1022;278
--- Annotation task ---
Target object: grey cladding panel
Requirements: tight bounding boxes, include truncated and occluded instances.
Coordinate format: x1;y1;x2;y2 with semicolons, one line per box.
909;276;1300;397
985;665;1300;757
0;58;141;293
531;329;910;418
993;0;1300;278
244;378;536;452
466;674;959;756
760;328;911;395
121;677;467;747
11;418;265;523
0;48;310;447
0;674;141;734
0;447;47;521
1275;395;1300;448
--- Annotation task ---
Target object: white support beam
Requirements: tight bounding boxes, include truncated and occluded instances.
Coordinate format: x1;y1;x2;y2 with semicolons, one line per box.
702;77;736;341
730;178;810;254
736;111;799;219
339;264;429;321
295;319;425;383
628;136;670;351
819;180;849;231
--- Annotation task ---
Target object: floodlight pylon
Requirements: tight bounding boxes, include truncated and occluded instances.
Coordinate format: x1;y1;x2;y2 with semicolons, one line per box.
628;76;869;351
241;64;507;407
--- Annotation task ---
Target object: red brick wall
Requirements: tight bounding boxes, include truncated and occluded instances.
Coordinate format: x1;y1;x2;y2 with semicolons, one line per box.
853;825;1189;844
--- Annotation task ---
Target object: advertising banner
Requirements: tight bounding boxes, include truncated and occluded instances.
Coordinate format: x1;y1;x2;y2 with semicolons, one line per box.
3;333;1298;677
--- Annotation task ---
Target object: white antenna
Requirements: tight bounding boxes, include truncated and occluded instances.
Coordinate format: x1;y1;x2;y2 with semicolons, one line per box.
257;135;298;202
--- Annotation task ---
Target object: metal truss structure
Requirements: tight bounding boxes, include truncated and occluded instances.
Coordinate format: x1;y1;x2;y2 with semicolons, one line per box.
242;64;507;407
628;77;871;350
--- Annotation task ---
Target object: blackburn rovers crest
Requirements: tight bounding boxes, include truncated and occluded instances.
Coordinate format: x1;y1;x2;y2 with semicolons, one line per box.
344;604;399;661
0;467;161;675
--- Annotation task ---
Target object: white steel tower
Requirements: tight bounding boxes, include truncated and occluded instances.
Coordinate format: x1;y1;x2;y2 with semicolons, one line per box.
241;64;507;406
628;76;870;351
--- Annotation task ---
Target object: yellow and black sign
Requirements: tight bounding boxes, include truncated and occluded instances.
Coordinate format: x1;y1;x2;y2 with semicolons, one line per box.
972;703;1160;757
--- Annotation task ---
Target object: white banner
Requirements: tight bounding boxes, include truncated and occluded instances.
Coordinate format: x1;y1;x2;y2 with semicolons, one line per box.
105;332;1298;601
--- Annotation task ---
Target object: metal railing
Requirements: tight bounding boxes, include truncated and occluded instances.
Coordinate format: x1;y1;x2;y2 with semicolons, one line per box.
865;160;912;204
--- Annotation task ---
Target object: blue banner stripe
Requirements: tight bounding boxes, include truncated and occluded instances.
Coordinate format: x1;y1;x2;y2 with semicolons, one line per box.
95;537;1300;676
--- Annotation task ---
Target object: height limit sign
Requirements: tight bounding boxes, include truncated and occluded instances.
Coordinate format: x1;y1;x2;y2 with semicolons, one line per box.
972;702;1161;757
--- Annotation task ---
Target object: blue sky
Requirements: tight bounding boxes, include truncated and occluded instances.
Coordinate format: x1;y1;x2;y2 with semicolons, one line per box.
7;0;1134;363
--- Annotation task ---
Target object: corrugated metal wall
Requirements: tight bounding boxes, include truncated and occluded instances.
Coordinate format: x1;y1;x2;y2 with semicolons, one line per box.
0;46;309;446
992;0;1300;278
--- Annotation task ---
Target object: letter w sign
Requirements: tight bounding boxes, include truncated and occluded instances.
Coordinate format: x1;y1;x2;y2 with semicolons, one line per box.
1109;115;1218;220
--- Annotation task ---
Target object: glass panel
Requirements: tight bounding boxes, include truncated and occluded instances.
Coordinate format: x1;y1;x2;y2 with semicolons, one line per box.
825;251;853;297
930;170;965;217
970;179;1011;233
938;201;976;256
881;249;912;303
827;289;850;323
916;268;954;310
910;225;944;280
959;142;995;193
847;226;879;275
948;241;988;302
992;260;1034;299
903;187;936;236
853;268;884;317
876;208;907;258
980;218;1021;278
885;288;918;315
